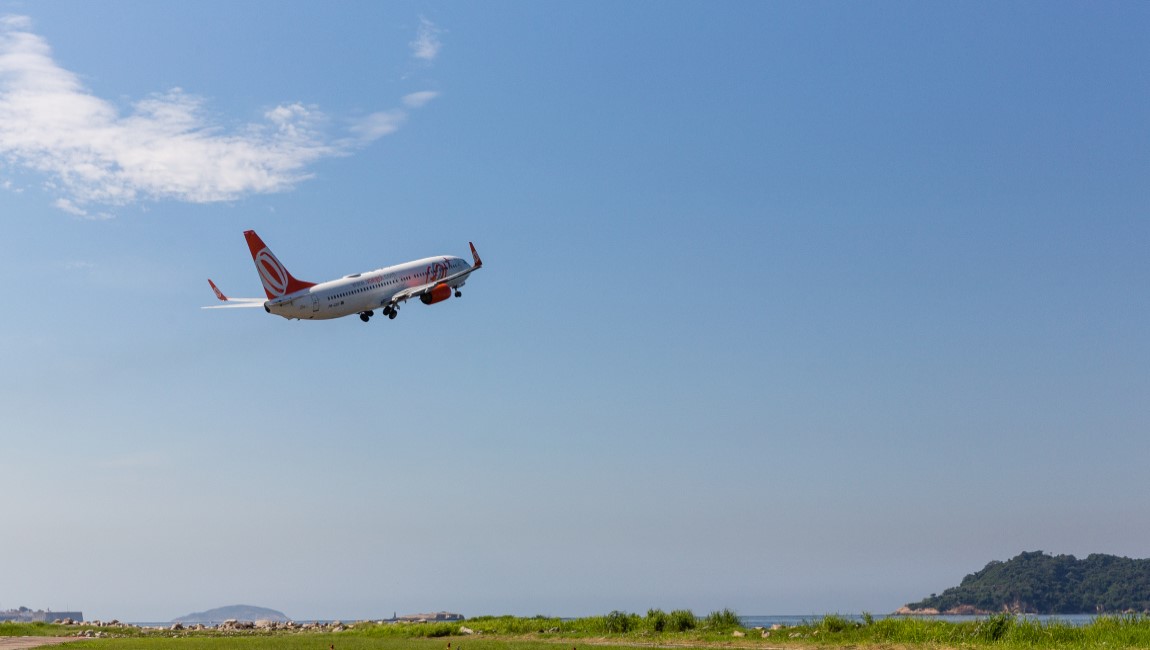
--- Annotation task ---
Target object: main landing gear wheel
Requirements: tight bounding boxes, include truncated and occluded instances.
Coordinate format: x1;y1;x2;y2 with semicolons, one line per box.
455;290;462;298
388;310;397;319
359;310;373;322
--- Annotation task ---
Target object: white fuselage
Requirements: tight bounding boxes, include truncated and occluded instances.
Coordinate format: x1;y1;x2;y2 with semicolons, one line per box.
264;255;472;320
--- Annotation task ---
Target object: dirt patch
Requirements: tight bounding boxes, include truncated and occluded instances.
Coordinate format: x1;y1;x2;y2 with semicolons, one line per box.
0;639;89;649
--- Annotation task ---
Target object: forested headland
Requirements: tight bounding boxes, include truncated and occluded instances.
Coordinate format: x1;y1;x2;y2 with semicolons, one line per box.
903;551;1150;614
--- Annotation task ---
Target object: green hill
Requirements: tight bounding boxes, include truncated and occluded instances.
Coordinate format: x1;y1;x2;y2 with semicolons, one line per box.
904;551;1150;614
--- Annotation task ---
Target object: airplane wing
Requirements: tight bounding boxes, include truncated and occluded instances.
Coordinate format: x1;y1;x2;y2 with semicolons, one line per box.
389;267;477;305
387;243;484;306
202;278;265;309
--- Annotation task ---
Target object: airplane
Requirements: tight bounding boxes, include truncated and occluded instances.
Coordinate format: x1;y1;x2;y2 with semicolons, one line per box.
205;230;482;323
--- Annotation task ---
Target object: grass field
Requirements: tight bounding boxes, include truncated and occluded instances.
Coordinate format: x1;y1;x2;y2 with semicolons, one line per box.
7;612;1150;649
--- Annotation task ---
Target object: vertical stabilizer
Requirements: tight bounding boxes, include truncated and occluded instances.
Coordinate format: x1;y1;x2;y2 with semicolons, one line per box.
243;230;316;299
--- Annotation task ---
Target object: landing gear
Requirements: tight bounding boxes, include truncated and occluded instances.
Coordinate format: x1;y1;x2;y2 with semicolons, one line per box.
382;304;399;320
455;290;462;298
359;310;373;322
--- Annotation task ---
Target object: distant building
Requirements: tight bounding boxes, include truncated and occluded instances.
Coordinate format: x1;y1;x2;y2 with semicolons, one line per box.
0;607;83;623
393;611;463;622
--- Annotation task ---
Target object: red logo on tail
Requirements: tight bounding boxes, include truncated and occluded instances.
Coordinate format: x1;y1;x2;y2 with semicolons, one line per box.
243;230;316;299
255;249;290;297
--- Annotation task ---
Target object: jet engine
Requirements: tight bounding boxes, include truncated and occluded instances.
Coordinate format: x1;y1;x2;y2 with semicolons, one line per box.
420;283;453;305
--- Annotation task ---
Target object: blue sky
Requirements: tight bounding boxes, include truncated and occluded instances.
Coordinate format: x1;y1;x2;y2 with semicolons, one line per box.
1;1;1148;622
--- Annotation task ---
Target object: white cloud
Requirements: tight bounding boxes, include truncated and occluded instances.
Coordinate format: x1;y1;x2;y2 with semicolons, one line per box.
0;14;30;30
349;109;407;143
0;15;440;213
55;197;113;219
53;197;88;216
410;16;443;62
403;91;439;109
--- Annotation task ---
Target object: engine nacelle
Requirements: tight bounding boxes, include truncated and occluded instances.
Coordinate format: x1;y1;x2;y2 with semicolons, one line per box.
420;283;452;305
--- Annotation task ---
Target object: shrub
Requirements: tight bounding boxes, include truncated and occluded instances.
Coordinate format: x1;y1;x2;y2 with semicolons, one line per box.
646;609;667;633
604;610;639;634
668;610;696;632
704;609;741;630
818;615;856;634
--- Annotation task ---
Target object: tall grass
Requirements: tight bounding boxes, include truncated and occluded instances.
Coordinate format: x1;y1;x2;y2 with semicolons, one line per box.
10;611;1150;649
0;622;53;636
703;609;740;630
797;612;1150;648
445;609;702;636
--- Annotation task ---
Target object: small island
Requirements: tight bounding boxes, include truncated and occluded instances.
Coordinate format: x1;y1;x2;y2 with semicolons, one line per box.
900;551;1150;615
172;605;289;624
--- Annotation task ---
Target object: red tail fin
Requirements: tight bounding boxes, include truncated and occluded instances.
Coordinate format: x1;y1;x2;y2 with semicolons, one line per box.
469;242;483;269
243;230;316;299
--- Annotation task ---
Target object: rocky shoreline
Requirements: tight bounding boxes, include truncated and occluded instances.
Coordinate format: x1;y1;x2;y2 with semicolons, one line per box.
49;618;439;639
892;606;998;616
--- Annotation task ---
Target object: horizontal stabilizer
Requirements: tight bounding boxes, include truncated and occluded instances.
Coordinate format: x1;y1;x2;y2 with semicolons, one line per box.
205;278;264;309
202;302;265;309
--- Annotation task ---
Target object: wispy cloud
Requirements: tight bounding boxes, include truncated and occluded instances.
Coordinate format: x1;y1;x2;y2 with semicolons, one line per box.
348;109;407;142
403;91;440;109
0;15;441;213
410;16;443;62
54;197;111;220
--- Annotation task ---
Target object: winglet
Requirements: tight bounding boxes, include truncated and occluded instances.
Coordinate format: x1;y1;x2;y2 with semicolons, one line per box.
208;278;228;302
470;242;483;269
